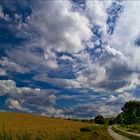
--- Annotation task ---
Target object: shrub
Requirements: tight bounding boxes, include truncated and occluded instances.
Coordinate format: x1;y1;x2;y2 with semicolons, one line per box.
80;126;92;132
94;115;105;124
109;118;116;125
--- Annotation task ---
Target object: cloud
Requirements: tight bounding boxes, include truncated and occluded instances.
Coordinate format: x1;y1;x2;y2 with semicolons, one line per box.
110;1;140;49
33;74;81;89
0;5;9;21
39;106;64;117
0;68;6;75
60;55;74;62
102;0;113;9
109;1;140;72
63;102;115;118
6;98;30;112
0;80;16;95
72;42;140;93
75;62;106;90
2;0;139;95
57;95;79;100
97;46;140;93
5;47;59;73
59;91;137;118
105;45;124;57
85;0;108;34
1;0;140;118
0;57;30;74
0;5;4;18
107;92;136;106
29;0;92;53
0;79;61;115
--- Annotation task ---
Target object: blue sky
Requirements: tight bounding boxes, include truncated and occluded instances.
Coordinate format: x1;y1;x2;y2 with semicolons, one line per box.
0;0;140;118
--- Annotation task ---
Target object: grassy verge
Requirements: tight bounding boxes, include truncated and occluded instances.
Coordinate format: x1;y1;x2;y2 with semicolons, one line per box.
118;124;140;133
112;125;140;140
80;125;113;140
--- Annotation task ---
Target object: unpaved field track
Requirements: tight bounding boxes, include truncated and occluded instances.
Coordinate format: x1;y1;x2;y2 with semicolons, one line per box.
107;126;130;140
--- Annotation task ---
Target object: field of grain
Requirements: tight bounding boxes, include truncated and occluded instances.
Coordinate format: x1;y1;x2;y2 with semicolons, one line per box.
0;112;112;140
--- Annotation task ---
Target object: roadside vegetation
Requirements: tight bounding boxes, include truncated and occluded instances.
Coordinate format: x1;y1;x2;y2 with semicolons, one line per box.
116;101;140;125
107;100;140;139
118;124;140;133
112;125;140;140
105;100;140;127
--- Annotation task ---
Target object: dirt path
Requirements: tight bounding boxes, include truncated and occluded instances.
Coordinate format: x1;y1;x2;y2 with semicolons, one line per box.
107;126;130;140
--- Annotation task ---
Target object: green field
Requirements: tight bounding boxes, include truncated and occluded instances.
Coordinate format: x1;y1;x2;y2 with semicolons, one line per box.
0;112;112;140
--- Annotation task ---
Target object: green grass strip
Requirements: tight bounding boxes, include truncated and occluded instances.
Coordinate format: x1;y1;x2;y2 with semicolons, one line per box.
112;126;140;140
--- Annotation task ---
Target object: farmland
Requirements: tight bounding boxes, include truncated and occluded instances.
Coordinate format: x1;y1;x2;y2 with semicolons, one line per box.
0;112;112;140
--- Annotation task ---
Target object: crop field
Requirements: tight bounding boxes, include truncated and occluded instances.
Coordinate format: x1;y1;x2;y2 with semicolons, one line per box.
0;112;112;140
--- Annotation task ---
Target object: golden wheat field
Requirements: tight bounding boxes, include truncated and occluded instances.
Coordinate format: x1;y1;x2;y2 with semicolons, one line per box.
0;112;112;140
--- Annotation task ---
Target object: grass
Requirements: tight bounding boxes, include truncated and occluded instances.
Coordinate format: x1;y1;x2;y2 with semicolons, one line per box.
112;125;140;140
0;112;112;140
118;124;140;133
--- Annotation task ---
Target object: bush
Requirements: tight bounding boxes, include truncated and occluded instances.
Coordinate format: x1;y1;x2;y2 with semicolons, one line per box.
80;126;92;132
89;119;93;123
109;118;116;125
94;115;105;124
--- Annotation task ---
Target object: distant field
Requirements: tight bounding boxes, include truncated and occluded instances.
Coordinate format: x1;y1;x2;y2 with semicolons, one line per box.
0;112;112;140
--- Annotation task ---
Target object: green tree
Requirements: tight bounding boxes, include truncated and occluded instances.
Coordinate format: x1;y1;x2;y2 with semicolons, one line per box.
121;101;140;125
94;115;105;124
122;101;140;124
116;113;124;124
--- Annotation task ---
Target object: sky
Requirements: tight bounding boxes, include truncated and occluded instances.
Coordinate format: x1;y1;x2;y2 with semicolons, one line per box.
0;0;140;118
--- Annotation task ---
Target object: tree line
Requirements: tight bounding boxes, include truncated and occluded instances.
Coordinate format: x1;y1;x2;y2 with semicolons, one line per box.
94;100;140;125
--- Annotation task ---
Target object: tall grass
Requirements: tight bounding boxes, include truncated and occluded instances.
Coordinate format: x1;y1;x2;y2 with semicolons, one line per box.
0;128;45;140
0;125;112;140
0;112;112;140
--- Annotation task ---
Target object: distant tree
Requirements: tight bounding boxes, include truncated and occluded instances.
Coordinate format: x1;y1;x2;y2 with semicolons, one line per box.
94;115;105;124
82;119;86;123
89;119;93;123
